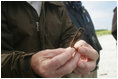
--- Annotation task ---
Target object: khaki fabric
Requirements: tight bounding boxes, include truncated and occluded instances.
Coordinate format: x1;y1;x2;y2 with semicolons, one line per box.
64;70;97;78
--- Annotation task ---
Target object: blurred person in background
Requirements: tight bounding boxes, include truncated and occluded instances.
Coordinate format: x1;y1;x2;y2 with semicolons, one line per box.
112;7;117;40
63;1;102;78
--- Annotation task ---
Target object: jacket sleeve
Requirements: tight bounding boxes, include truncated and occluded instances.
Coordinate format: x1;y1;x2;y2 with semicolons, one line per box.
1;2;39;78
59;6;78;48
1;51;37;77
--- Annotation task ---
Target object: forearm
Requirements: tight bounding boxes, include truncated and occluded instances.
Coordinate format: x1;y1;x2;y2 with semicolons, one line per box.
1;50;38;78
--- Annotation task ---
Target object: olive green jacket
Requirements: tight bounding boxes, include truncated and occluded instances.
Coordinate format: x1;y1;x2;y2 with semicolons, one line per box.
1;1;77;77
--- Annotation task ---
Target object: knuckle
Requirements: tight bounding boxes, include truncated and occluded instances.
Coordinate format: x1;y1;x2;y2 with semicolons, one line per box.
92;63;96;70
97;52;99;58
87;63;96;71
96;54;99;60
94;50;99;59
80;40;87;44
80;40;85;43
57;48;64;50
40;49;50;56
44;49;50;53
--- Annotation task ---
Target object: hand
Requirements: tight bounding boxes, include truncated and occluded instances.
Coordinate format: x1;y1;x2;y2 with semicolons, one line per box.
73;40;99;75
31;47;80;78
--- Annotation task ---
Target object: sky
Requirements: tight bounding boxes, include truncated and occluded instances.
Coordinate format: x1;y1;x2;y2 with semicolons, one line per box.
82;1;117;30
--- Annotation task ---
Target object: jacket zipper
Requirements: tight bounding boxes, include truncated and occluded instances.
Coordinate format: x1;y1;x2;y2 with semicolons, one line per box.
25;2;40;32
36;22;39;31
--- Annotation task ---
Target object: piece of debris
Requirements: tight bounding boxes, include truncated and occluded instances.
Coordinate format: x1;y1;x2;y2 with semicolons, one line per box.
99;73;108;76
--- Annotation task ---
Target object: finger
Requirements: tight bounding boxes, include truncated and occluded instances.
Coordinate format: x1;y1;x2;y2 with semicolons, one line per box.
76;66;90;75
56;53;80;76
48;47;75;69
74;67;90;75
76;64;90;75
77;60;95;73
74;40;98;60
83;61;96;71
77;60;89;73
78;46;99;60
41;48;65;58
74;69;81;75
74;40;91;48
78;60;86;68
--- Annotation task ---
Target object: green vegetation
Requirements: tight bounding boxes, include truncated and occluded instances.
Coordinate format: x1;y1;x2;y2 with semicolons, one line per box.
95;29;111;36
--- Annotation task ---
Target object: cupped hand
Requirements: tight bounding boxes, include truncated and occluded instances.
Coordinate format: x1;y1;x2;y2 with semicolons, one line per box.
73;40;99;75
31;47;80;78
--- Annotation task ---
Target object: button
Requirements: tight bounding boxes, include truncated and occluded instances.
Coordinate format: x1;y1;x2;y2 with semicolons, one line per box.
83;10;86;13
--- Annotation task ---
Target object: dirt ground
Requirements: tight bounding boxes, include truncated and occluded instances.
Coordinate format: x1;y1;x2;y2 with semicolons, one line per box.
97;34;117;78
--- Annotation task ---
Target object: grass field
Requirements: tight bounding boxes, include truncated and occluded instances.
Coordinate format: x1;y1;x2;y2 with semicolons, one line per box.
95;29;111;36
